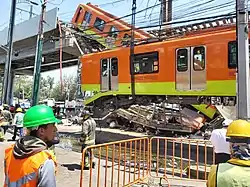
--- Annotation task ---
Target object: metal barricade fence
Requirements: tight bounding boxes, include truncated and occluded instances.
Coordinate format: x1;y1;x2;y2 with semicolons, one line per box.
80;137;215;187
80;137;150;187
149;137;215;183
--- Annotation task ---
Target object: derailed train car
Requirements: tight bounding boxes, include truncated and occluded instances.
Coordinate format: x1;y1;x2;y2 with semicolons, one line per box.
71;2;151;49
77;17;242;134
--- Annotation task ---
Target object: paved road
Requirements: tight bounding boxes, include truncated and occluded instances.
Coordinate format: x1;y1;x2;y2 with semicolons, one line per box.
0;132;83;187
58;125;214;164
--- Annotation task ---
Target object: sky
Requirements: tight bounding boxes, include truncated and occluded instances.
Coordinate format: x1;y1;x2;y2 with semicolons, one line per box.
0;0;236;82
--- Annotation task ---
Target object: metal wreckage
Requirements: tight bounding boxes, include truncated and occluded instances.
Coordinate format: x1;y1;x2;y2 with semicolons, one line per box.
85;103;236;137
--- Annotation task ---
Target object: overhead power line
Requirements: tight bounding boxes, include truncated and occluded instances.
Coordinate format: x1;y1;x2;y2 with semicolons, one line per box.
57;11;236;42
70;0;179;33
99;0;127;7
69;0;235;33
125;0;235;27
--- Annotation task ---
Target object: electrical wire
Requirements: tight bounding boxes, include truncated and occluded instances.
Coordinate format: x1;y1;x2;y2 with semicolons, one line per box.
144;0;151;17
10;0;238;51
99;0;127;7
122;0;203;24
47;0;65;6
69;0;235;31
148;0;158;19
54;11;237;42
17;11;236;57
70;0;180;33
156;0;234;24
174;1;235;21
129;1;235;27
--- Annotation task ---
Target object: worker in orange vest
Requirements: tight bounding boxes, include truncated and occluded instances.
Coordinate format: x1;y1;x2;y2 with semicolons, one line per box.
4;105;61;187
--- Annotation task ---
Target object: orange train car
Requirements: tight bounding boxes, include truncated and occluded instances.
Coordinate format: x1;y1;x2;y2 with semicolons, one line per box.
79;25;242;116
71;3;151;49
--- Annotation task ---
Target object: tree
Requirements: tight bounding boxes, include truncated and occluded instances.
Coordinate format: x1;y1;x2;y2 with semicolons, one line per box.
14;75;55;101
47;76;54;90
14;74;76;102
13;75;33;100
51;75;77;101
39;76;55;100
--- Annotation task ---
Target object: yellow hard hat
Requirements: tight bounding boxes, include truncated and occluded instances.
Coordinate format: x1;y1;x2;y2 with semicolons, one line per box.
226;119;250;138
16;108;22;112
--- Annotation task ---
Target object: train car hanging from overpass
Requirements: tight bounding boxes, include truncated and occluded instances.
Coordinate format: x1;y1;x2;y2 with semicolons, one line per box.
71;3;151;49
78;20;243;120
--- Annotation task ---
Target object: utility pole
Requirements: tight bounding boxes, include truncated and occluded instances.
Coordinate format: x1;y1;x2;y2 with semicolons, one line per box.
1;0;17;105
130;0;136;99
160;0;172;27
236;0;250;120
31;0;47;106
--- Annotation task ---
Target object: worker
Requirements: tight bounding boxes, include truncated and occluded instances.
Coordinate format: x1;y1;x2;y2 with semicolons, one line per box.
12;107;25;141
0;106;5;141
4;105;60;187
1;104;13;135
207;119;250;187
209;119;233;164
47;131;60;159
79;110;96;169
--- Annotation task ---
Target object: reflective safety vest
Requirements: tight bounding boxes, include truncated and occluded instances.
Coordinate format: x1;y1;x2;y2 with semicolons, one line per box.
4;145;57;187
80;118;96;145
216;162;250;187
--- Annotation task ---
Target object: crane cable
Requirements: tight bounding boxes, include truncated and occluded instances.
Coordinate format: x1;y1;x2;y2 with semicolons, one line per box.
58;19;64;92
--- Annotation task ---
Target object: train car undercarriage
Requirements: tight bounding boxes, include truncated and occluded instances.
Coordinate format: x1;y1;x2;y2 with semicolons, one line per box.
85;95;236;136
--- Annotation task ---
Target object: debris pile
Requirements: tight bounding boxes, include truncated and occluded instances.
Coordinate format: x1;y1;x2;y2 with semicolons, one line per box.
108;104;208;135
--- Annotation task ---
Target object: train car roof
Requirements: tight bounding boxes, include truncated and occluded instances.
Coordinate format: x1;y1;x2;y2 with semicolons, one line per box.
77;3;152;38
81;26;236;59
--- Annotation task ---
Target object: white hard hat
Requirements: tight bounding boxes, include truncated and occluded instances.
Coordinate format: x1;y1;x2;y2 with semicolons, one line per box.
222;119;233;127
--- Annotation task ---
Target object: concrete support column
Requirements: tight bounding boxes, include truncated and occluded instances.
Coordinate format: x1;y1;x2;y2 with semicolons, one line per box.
7;70;15;105
236;0;250;119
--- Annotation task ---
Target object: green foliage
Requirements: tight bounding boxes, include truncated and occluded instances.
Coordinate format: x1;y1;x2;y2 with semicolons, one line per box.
13;74;77;101
50;75;77;101
13;75;33;99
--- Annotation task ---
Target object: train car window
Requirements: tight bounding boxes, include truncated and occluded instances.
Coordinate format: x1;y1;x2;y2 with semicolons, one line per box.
228;41;237;68
94;17;106;31
75;6;83;23
177;49;188;72
109;26;119;38
133;52;159;74
228;41;250;69
111;58;118;76
101;59;108;77
193;46;205;71
83;11;92;24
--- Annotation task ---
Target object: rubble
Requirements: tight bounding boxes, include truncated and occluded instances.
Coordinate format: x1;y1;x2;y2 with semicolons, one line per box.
108;104;207;135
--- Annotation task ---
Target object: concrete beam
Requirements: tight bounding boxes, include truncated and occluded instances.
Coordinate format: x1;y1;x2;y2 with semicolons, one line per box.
0;36;75;65
15;58;78;71
0;8;58;46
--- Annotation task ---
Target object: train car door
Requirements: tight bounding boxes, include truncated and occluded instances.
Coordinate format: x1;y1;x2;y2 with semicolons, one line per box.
176;48;190;90
191;46;206;90
100;58;118;91
110;58;118;90
101;59;109;91
176;46;206;90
